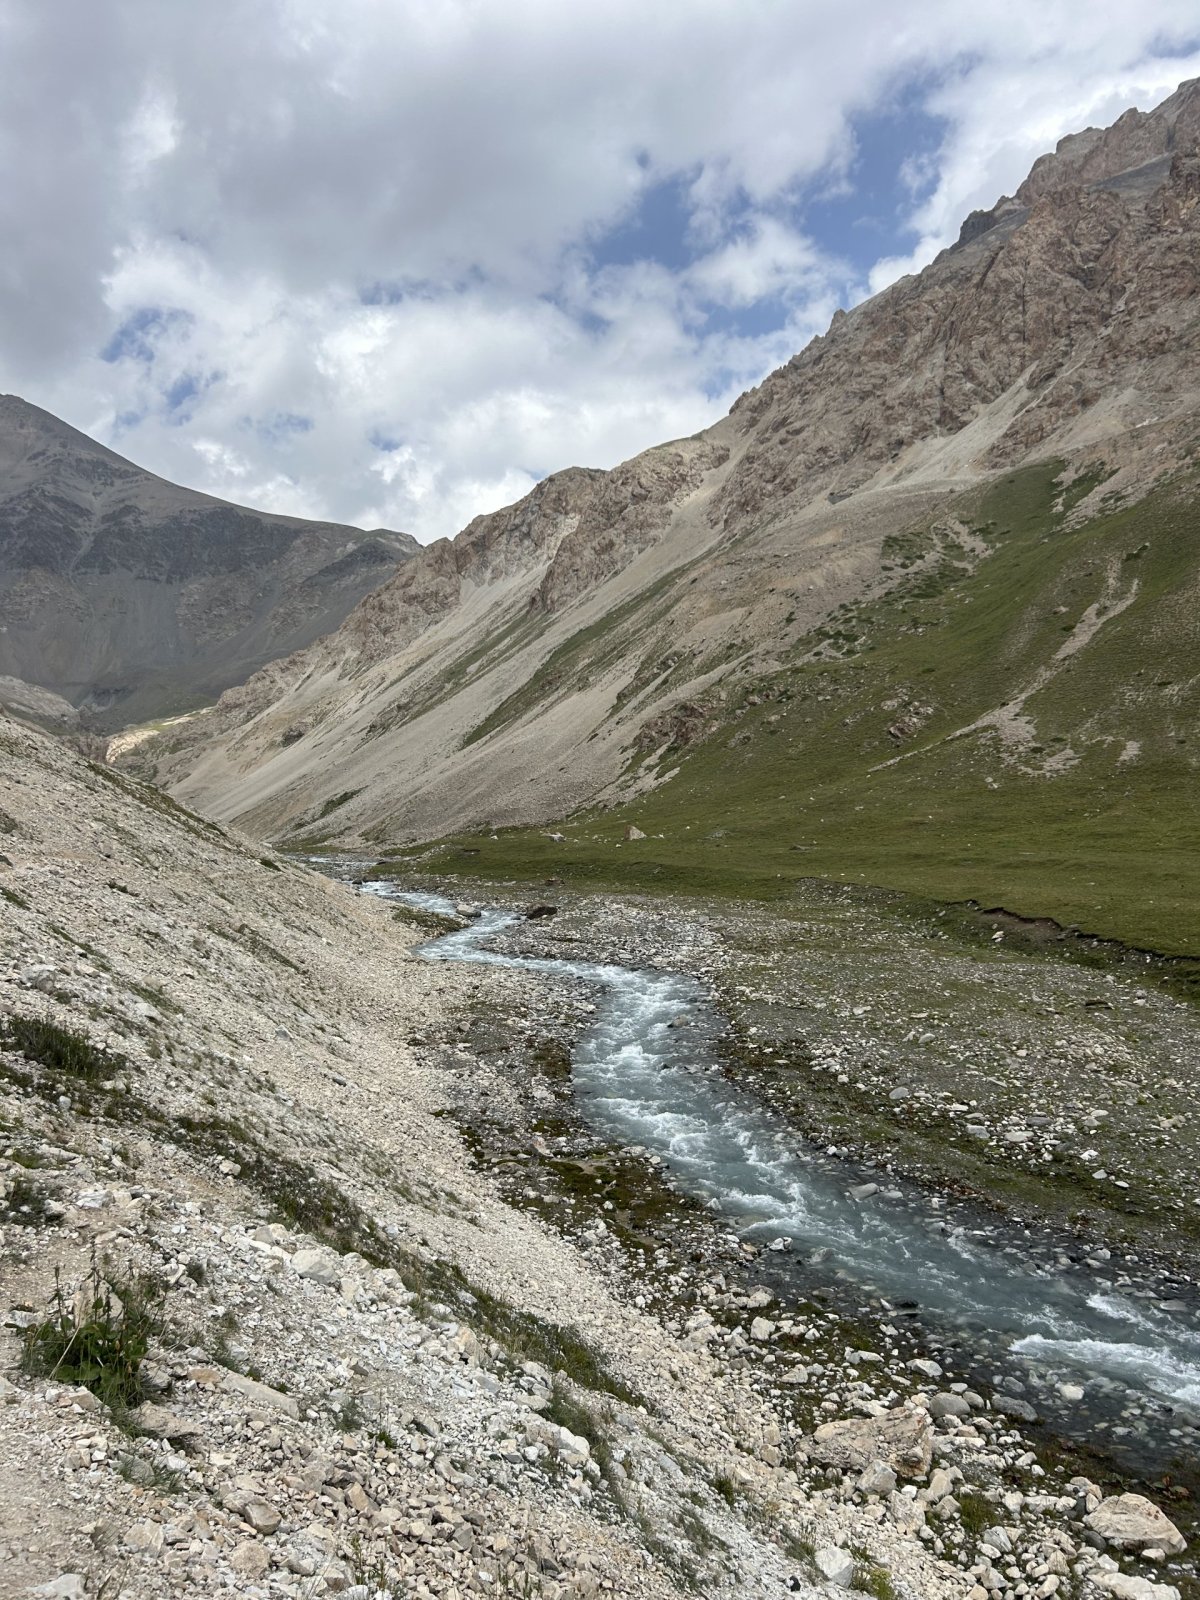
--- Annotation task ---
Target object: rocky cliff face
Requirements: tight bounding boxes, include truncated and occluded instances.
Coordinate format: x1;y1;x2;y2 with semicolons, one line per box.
144;81;1199;855
0;397;417;729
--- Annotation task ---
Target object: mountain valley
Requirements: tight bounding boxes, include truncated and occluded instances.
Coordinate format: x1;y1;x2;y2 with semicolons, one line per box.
2;71;1199;1600
132;80;1200;953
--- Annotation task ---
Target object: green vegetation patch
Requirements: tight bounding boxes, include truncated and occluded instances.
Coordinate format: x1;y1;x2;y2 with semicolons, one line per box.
1;1014;127;1082
22;1256;164;1417
413;463;1200;957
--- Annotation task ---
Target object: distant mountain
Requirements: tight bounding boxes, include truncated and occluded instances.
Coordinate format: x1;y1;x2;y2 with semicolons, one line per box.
0;396;417;730
143;80;1200;951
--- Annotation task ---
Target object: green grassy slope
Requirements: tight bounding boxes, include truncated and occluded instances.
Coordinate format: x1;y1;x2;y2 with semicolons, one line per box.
394;462;1200;955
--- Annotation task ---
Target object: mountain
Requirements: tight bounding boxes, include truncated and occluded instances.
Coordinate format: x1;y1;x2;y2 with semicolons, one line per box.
143;80;1200;952
0;395;418;730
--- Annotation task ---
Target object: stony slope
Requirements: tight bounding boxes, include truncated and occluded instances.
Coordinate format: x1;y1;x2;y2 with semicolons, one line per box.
143;81;1200;946
0;396;417;730
0;715;986;1600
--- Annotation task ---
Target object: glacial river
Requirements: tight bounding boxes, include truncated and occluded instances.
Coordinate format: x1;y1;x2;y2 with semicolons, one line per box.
367;883;1200;1460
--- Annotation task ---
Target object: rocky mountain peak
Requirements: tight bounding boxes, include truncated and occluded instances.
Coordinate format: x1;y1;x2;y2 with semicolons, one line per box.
139;79;1200;876
1017;76;1200;202
0;398;418;729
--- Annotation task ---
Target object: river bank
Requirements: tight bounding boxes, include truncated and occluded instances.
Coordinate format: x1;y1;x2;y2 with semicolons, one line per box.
352;867;1200;1599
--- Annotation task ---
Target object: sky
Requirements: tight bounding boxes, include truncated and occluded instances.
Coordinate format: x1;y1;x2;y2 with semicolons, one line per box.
1;2;1198;544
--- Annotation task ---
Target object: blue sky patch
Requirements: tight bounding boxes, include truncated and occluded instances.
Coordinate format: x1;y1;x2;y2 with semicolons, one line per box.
804;87;949;272
243;411;315;442
100;306;193;364
369;429;403;452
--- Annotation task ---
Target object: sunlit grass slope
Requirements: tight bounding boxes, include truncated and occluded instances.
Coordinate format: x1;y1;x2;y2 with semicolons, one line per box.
396;462;1200;955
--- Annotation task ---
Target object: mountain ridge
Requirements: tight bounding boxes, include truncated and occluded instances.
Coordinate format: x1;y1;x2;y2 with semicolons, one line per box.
0;395;418;730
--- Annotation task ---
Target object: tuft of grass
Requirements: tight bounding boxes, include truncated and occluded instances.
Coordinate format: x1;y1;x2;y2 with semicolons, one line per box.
117;1453;183;1493
957;1489;997;1537
854;1562;897;1600
1;1014;127;1082
1;1171;52;1227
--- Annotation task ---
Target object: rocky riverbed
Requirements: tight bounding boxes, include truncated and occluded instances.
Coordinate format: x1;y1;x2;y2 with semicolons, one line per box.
354;868;1200;1600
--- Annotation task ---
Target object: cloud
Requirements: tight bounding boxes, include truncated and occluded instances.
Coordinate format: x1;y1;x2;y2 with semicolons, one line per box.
0;0;1197;540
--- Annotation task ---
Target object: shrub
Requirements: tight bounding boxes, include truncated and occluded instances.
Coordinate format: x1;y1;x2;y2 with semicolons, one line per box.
22;1256;163;1416
1;1172;51;1227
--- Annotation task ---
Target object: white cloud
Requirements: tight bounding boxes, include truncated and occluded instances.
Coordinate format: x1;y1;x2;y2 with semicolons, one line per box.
0;1;1197;540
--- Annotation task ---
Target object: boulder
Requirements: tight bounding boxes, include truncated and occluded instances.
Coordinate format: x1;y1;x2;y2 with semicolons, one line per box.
1087;1494;1186;1557
220;1369;300;1418
36;1577;86;1599
924;1467;953;1503
811;1407;933;1479
991;1392;1038;1423
123;1521;165;1554
243;1499;281;1535
928;1392;971;1420
1094;1576;1180;1600
291;1248;343;1287
858;1460;898;1496
230;1541;271;1580
131;1404;203;1450
814;1547;855;1587
889;1491;927;1532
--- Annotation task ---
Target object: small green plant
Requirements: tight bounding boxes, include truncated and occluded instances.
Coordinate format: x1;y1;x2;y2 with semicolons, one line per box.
117;1452;182;1493
21;1255;163;1417
781;1517;817;1562
855;1561;897;1600
334;1391;368;1432
957;1489;996;1536
712;1471;742;1508
346;1534;400;1597
1;1014;126;1083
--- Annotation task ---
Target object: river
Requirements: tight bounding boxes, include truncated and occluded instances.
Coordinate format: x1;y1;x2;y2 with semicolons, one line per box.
365;881;1200;1475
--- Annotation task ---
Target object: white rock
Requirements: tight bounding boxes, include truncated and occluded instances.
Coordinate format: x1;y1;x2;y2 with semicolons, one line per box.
123;1520;165;1554
1087;1495;1187;1557
243;1498;282;1535
556;1427;591;1468
857;1460;898;1496
814;1546;855;1587
219;1369;300;1418
1094;1575;1180;1600
909;1358;942;1379
291;1247;343;1286
811;1407;933;1479
923;1468;953;1503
